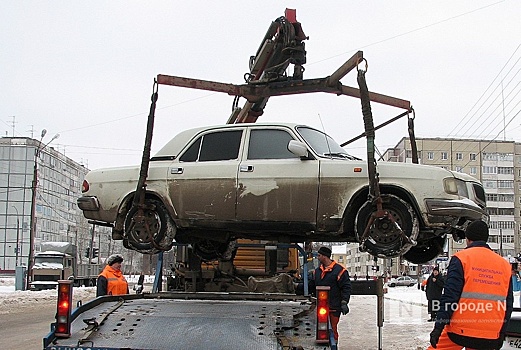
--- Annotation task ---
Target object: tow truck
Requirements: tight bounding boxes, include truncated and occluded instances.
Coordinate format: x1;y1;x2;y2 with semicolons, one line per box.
44;8;416;349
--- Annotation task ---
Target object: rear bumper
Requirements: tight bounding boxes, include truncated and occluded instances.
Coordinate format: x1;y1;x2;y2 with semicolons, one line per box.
77;196;100;211
425;198;487;224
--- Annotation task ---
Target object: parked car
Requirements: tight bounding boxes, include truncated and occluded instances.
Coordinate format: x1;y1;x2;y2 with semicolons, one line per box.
388;276;417;287
78;123;487;263
502;308;521;349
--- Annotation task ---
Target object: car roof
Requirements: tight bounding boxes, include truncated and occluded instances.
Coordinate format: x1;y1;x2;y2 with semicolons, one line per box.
153;122;305;158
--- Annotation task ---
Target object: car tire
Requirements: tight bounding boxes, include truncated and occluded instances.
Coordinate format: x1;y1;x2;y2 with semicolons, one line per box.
355;194;418;258
389;283;396;287
403;235;446;264
193;240;236;262
124;198;175;254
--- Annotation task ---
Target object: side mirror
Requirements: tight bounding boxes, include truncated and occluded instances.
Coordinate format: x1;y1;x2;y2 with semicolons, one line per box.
288;140;309;158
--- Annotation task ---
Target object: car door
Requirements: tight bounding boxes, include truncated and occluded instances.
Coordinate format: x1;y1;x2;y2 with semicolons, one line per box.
236;127;319;231
168;128;243;226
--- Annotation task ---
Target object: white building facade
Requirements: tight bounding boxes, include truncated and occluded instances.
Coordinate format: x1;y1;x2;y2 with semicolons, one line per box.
0;137;113;273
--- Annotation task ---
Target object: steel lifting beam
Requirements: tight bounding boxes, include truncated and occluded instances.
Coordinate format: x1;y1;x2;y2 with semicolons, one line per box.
156;51;412;115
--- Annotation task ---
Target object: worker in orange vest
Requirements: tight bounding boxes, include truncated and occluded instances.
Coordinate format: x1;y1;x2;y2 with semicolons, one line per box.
297;246;351;344
428;220;513;349
96;254;129;296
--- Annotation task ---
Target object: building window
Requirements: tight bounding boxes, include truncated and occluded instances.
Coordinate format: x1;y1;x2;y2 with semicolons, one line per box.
498;167;514;175
483;181;497;189
441;152;448;160
455;166;463;172
498;180;514;189
470;153;477;161
456;152;462;160
483;166;497;174
470;167;477;175
427;152;434;160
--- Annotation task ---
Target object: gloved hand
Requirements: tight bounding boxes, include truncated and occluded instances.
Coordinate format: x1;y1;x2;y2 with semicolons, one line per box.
341;300;349;315
429;327;443;349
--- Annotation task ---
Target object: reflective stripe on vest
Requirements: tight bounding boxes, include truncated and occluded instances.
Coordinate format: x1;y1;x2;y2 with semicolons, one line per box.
99;266;128;296
446;247;510;339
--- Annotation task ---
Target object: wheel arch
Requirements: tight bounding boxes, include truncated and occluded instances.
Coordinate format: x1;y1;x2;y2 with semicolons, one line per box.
341;184;424;236
114;190;177;234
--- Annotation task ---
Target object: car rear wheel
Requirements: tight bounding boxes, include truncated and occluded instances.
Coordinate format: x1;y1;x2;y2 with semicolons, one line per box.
193;240;237;262
123;198;176;254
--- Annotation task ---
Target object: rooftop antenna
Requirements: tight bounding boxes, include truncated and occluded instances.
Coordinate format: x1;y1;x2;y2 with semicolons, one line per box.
9;116;16;136
317;113;332;159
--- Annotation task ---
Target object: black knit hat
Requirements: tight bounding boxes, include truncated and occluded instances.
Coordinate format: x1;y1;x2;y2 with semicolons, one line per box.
465;220;489;242
317;246;332;258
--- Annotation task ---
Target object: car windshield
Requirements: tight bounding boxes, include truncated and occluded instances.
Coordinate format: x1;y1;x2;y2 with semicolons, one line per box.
296;126;360;160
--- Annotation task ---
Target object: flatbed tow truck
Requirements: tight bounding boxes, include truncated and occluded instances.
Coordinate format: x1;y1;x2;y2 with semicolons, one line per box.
43;8;409;350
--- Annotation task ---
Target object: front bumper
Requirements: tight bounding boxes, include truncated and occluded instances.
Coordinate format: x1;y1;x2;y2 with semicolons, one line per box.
425;198;487;224
77;196;100;211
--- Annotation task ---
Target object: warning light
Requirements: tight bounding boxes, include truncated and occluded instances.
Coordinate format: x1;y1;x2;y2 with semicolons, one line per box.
315;286;330;343
55;280;73;338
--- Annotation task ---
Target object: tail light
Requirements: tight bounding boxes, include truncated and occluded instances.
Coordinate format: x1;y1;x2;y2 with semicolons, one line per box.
81;179;89;193
316;286;330;343
55;280;73;337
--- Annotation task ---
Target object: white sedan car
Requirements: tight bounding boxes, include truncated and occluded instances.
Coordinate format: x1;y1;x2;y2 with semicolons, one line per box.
78;123;486;262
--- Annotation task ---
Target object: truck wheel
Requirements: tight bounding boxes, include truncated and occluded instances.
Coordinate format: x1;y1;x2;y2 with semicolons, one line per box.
124;198;176;254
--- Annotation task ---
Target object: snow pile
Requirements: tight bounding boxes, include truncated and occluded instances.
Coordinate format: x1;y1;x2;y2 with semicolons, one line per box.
33;262;64;269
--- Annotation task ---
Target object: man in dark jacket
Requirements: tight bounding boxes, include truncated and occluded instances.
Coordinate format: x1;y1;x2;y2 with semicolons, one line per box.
428;221;513;349
425;267;445;321
303;246;351;344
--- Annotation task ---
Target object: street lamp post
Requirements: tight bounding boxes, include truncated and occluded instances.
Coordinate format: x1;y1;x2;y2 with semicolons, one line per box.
11;205;20;266
26;129;60;290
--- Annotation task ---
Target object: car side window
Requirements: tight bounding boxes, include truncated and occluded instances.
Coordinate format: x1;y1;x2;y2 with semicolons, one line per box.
248;129;298;160
180;130;242;162
179;137;201;162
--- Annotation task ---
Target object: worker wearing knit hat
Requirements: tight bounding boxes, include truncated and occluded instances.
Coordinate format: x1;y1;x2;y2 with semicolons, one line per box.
302;245;350;345
97;254;128;296
107;254;124;266
428;219;512;349
465;220;489;242
317;246;332;258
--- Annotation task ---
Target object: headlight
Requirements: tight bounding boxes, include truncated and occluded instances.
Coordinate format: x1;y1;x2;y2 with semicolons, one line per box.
443;178;458;195
444;178;469;197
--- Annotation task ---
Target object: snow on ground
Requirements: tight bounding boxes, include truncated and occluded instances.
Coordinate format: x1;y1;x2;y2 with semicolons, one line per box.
2;276;519;308
0;275;159;314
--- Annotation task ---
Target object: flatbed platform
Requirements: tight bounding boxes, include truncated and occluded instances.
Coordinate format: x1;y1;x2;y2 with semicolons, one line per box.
45;292;328;350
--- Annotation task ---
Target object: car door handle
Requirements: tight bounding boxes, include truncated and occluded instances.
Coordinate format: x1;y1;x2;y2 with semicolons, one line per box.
239;165;254;172
170;167;183;174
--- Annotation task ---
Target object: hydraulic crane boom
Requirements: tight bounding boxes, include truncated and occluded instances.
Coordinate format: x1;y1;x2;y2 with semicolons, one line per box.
228;8;307;124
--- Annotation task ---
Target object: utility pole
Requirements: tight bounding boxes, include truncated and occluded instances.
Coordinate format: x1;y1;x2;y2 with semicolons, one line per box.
12;205;20;266
27;130;60;290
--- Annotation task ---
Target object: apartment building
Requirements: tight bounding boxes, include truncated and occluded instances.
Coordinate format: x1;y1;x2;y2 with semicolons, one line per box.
0;137;113;273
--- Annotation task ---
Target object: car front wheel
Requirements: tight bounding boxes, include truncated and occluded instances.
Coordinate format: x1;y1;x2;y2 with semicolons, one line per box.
355;194;419;258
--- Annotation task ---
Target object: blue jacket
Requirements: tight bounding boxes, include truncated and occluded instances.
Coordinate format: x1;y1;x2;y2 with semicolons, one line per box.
308;261;352;317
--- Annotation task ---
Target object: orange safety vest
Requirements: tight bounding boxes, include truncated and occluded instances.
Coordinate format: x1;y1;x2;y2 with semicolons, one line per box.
446;247;511;339
99;265;128;296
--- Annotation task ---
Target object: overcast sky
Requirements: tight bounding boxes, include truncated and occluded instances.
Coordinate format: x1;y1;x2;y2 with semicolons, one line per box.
1;1;519;170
